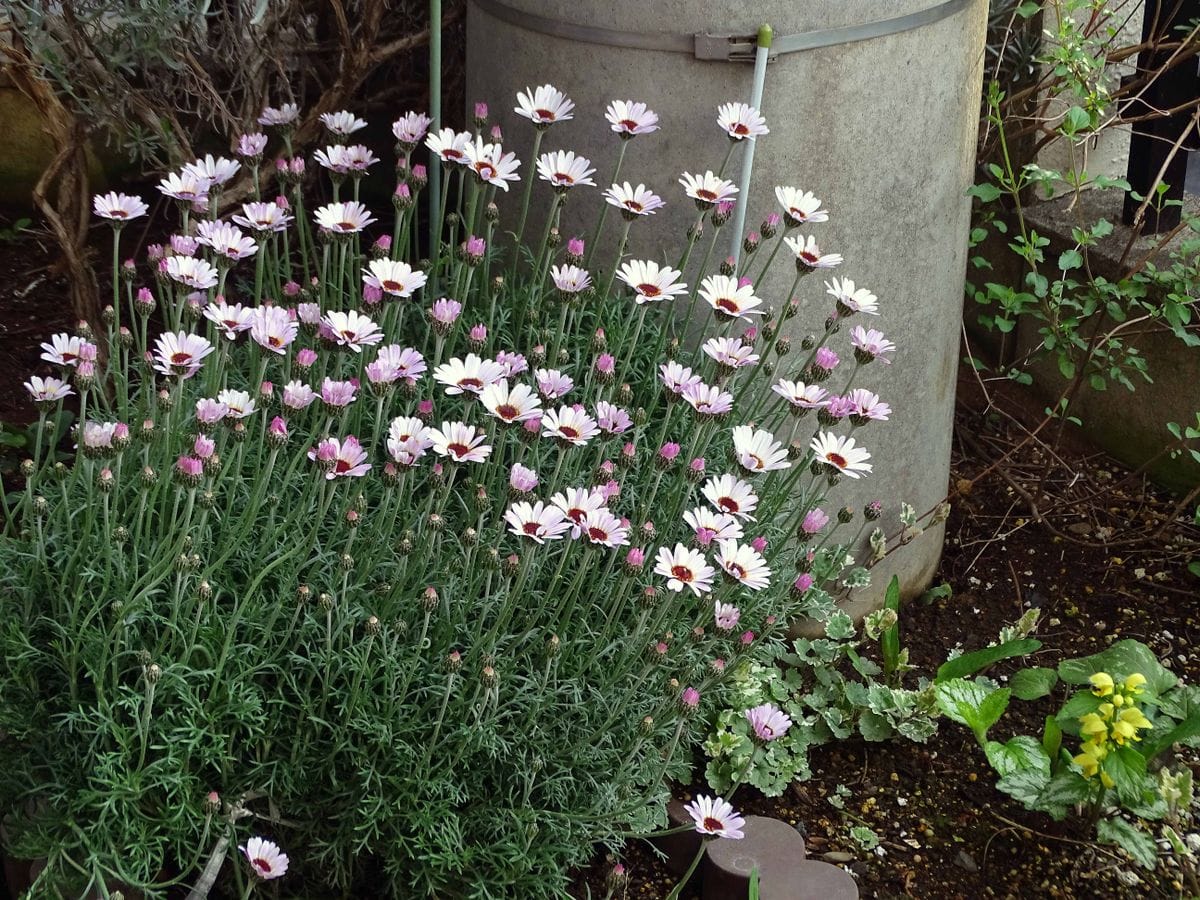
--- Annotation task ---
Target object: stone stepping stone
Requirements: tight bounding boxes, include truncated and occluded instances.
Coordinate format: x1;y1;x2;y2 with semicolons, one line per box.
702;815;858;900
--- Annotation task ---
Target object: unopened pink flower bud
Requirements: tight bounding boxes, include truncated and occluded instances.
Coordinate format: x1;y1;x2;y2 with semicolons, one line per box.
751;535;767;553
296;348;318;368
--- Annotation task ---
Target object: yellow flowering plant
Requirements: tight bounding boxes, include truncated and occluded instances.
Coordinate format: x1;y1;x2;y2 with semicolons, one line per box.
935;640;1200;872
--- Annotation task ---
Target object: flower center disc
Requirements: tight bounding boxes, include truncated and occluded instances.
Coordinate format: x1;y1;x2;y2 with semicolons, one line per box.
638;284;661;297
718;497;738;514
703;817;724;831
448;442;469;457
671;565;694;582
826;452;847;469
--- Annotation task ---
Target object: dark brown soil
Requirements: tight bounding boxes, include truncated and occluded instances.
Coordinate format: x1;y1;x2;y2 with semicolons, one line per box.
574;375;1200;899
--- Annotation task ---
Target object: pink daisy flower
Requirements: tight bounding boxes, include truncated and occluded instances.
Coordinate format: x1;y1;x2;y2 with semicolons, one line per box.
683;795;745;839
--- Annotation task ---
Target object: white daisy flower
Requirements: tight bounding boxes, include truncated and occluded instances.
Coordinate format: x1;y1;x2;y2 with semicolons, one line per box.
810;431;873;478
775;186;829;225
618;260;687;303
716;102;768;140
515;84;575;126
731;425;790;474
536;150;596;189
716;539;771;590
605;100;659;137
701;474;759;521
698;275;764;320
433;354;506;395
654;543;716;596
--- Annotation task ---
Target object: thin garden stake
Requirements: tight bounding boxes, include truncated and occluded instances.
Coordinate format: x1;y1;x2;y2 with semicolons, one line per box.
729;24;773;267
429;0;443;289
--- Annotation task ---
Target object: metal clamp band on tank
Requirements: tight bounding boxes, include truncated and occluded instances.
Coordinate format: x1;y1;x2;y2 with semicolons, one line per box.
469;0;975;62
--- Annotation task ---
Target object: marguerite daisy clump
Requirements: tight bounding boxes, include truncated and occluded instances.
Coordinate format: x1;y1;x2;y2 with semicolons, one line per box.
1;86;906;900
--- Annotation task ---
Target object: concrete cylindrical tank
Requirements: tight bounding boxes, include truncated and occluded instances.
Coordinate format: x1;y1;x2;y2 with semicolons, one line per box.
466;0;988;617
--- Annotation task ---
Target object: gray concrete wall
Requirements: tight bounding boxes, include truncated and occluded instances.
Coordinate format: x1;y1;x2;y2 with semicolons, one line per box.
467;0;989;615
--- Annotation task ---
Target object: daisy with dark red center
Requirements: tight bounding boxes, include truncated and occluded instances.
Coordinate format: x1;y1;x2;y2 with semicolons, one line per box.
702;336;760;370
233;201;293;233
716;539;771;590
605;100;659;137
197;222;258;261
152;331;214;379
684;795;746;839
308;435;371;479
810;431;873;479
363;259;428;299
683;506;743;544
216;388;255;419
321;310;383;353
93;192;148;222
463;138;521;191
386;416;433;466
505;501;571;544
250;306;298;354
582;508;630;548
550;486;607;539
678;171;738;210
682;382;733;417
376;345;427;382
774;186;829;226
699;275;764;320
158;171;211;204
515;84;575;126
617;260;687;304
745;703;793;742
716;102;768;140
165;256;220;290
40;333;85;367
426;127;473;164
536;151;596;190
433;354;506;396
785;234;843;270
731;425;790;474
603;182;665;219
542;405;599;447
480;379;542;424
313;201;376;235
239;836;289;881
429;421;492;464
654;543;716;596
701;474;758;521
772;379;829;411
202;301;253;340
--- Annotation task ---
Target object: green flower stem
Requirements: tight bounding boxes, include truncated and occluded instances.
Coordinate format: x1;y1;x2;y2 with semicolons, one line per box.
587;140;629;269
513;129;546;253
752;230;787;286
664;844;706;900
599;219;633;307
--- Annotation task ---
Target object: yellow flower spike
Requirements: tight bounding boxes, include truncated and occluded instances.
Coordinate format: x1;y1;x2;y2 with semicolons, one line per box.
1124;673;1147;694
1080;713;1108;739
1118;707;1152;732
1073;750;1100;778
1090;672;1115;697
1112;719;1137;744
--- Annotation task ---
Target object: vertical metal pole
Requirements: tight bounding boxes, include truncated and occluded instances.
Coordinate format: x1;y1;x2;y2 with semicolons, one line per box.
730;24;773;267
429;0;442;269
